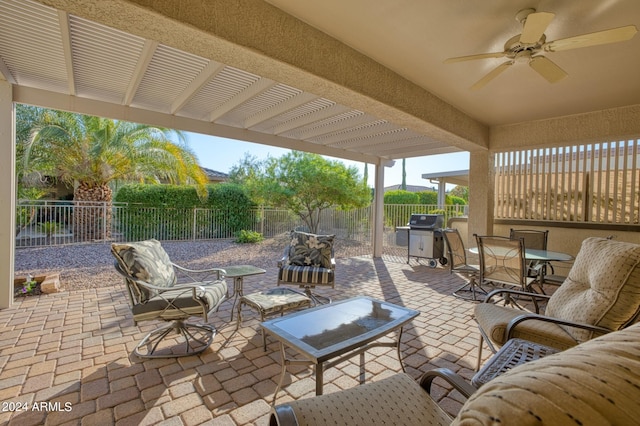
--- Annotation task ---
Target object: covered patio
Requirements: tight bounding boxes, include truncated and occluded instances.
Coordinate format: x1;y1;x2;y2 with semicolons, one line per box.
1;244;482;425
1;1;640;424
2;0;639;309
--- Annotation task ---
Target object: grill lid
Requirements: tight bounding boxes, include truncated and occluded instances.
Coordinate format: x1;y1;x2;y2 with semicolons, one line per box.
409;214;444;229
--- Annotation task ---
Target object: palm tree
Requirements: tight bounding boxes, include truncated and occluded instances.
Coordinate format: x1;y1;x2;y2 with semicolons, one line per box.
21;107;207;240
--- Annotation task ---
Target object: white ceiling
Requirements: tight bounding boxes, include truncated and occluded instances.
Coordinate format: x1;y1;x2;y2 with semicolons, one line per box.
0;0;639;164
265;0;640;126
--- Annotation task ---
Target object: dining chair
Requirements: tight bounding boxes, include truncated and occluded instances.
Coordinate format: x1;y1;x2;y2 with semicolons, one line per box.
475;234;537;309
509;229;552;288
442;228;483;301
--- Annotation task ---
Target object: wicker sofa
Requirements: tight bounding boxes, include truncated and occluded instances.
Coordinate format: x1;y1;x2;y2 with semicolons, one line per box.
270;321;640;425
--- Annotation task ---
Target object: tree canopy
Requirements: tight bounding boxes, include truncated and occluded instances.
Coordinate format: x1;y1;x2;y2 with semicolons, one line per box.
18;105;209;240
18;105;208;200
230;151;371;233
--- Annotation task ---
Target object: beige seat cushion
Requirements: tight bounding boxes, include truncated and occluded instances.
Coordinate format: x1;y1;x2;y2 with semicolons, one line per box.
546;237;640;342
474;303;578;349
453;322;640;425
280;373;452;426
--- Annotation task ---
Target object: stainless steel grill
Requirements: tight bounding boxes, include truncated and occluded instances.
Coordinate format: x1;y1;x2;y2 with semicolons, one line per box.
407;214;446;268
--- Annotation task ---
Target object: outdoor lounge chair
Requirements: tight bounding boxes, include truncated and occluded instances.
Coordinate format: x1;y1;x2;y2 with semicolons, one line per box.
111;239;228;358
277;230;335;304
269;322;640;425
474;236;640;370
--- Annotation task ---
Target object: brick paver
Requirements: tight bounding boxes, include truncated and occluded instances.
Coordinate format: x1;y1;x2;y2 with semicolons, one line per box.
1;254;498;425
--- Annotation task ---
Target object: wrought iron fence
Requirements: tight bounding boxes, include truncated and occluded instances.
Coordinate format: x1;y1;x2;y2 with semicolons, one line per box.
15;200;466;248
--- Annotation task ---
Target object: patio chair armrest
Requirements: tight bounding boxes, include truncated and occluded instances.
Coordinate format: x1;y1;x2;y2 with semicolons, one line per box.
270;405;298;426
172;263;226;281
278;246;290;268
483;288;551;304
506;313;613;340
419;368;477;399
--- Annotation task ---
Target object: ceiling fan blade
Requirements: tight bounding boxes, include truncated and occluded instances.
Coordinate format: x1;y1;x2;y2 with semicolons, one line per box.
444;52;506;64
529;56;568;83
544;25;637;52
471;62;512;90
520;12;555;44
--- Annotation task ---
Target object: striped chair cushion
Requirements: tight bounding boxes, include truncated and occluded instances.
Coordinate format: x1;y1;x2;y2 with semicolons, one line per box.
279;265;334;285
131;281;227;322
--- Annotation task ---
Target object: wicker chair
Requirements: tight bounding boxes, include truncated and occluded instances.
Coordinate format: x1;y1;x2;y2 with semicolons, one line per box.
111;239;228;358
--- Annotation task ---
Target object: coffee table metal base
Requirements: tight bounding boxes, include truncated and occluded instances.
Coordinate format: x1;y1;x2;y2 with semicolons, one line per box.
274;327;407;404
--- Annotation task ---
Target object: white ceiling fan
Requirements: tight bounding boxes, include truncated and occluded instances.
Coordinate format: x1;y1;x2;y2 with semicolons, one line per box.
444;8;638;90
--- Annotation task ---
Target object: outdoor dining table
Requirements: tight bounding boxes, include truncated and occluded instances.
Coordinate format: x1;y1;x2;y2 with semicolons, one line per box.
468;246;573;285
468;246;573;262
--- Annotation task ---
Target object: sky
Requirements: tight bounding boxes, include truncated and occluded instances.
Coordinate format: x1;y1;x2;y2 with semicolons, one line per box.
185;132;470;189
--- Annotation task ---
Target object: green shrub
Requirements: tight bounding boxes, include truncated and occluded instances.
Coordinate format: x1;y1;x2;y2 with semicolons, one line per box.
235;230;264;243
449;195;466;206
114;183;256;240
384;190;419;204
416;191;438;205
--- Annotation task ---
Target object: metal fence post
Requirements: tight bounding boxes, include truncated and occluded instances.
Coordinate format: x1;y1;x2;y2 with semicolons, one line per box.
193;208;197;241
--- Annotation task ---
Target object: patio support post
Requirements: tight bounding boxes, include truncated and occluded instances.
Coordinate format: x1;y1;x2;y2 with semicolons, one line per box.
0;80;16;309
467;150;494;246
372;160;386;257
437;178;446;208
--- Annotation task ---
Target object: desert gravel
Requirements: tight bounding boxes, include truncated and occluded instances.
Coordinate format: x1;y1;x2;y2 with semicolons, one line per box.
14;234;374;291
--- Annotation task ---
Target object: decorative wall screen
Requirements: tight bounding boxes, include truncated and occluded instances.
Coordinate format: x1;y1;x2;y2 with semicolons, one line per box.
495;140;640;224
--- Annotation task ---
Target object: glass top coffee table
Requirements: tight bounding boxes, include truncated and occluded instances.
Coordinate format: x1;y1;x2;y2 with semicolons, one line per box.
261;296;419;403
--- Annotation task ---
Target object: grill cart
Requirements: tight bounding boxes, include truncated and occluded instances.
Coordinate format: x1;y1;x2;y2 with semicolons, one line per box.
405;214;446;268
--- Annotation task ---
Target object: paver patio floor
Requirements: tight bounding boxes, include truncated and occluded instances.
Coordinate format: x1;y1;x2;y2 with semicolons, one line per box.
1;252;491;425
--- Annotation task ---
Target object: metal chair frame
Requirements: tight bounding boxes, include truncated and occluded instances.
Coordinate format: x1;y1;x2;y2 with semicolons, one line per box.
509;228;553;285
475;234;537;310
113;257;227;359
442;228;484;301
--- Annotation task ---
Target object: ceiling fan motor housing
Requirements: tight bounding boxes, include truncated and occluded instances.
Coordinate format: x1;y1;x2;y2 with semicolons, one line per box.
504;34;546;59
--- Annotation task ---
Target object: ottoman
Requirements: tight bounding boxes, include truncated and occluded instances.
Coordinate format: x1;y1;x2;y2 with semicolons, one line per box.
237;287;311;350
